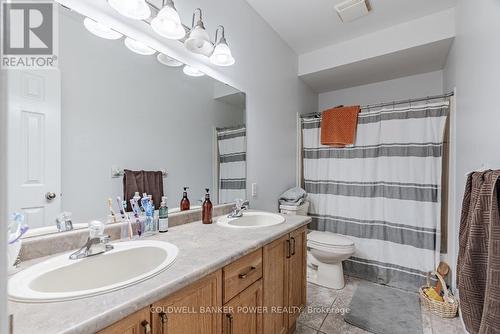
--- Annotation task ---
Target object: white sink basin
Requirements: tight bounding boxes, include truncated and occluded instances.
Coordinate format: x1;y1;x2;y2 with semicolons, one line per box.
217;211;285;228
9;240;178;303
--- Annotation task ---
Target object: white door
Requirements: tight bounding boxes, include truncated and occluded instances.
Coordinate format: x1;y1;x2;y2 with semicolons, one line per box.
5;69;61;228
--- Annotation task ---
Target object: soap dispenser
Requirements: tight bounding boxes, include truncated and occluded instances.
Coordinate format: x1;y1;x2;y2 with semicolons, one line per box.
180;187;190;211
202;188;213;224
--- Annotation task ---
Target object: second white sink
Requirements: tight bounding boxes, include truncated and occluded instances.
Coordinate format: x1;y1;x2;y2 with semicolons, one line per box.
217;211;285;228
9;240;178;303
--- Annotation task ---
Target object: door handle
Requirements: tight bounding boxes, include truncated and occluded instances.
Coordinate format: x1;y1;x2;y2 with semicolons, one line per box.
238;266;256;279
141;320;151;334
45;192;57;200
159;312;168;334
226;313;234;334
291;237;296;256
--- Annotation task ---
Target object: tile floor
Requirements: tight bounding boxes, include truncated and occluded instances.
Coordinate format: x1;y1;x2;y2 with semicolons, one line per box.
295;276;465;334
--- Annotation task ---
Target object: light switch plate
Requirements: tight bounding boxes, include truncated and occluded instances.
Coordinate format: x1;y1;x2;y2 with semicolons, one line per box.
251;183;257;197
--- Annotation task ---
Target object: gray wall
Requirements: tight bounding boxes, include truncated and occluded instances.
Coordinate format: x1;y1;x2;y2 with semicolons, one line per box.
319;71;444;111
170;0;318;211
443;0;500;288
60;12;244;222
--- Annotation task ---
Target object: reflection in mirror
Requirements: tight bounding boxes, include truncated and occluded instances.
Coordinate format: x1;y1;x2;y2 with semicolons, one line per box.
4;8;246;237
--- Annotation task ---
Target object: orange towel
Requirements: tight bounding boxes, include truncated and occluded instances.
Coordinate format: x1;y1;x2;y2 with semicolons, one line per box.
320;105;360;147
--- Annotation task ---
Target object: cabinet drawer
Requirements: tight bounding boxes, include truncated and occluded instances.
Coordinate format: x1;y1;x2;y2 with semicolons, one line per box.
223;249;263;303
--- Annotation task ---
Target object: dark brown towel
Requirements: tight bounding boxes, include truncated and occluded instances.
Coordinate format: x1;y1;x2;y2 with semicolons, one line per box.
123;170;164;211
320;105;360;147
457;170;500;334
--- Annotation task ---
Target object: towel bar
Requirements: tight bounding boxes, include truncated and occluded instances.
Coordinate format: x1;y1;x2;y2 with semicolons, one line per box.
111;167;168;178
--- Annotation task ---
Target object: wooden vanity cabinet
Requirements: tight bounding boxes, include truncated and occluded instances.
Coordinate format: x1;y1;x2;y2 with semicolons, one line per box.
287;226;307;328
222;279;263;334
151;270;222;334
263;226;307;333
97;307;152;334
97;225;307;334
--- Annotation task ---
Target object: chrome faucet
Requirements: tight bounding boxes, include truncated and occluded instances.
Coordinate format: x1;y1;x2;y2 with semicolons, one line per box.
69;235;114;260
69;221;113;260
228;199;249;218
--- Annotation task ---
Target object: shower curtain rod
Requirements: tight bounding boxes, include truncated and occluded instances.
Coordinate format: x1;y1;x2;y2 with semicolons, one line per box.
300;91;454;118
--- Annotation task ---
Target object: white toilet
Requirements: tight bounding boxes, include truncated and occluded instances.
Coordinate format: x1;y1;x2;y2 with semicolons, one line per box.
307;231;355;290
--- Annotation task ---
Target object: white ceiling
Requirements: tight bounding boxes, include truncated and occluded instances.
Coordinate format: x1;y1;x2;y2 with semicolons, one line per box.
245;0;457;54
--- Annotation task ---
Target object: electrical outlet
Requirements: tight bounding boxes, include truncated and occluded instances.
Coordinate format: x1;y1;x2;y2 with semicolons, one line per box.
251;183;257;197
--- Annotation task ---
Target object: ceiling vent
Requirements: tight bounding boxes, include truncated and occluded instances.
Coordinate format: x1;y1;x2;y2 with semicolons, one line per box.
335;0;370;23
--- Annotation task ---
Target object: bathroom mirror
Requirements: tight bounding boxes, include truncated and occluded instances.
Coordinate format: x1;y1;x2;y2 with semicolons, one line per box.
4;8;246;235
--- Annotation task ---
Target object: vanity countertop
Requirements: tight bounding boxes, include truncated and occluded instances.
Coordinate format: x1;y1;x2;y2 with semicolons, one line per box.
8;212;311;334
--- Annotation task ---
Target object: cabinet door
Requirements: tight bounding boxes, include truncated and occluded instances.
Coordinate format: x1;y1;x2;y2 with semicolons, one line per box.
288;226;307;328
152;270;222;334
223;279;263;334
97;307;152;334
262;235;289;334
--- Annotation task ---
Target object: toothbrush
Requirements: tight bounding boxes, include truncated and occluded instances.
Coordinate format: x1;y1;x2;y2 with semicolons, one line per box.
8;213;29;244
8;225;29;244
108;198;117;223
130;198;142;236
116;196;133;239
116;196;127;218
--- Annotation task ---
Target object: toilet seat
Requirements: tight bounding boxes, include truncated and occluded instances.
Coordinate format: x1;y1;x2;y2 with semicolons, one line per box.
308;241;355;253
308;231;354;248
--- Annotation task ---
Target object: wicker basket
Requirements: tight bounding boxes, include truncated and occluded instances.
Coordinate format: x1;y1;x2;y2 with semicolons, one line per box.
419;271;458;318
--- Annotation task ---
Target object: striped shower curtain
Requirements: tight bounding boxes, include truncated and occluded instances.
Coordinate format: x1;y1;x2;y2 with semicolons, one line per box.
217;126;247;204
302;102;449;290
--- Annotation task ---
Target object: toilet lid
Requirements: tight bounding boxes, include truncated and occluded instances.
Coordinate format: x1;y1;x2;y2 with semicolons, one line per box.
307;231;354;247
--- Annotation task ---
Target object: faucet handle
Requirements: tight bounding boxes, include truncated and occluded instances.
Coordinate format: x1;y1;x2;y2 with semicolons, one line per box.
234;199;249;210
88;220;105;238
99;235;111;244
234;199;244;210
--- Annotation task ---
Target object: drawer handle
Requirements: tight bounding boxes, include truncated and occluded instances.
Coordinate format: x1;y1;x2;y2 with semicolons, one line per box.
286;239;291;258
226;313;234;334
141;320;151;334
238;266;256;279
159;312;168;334
291;237;296;256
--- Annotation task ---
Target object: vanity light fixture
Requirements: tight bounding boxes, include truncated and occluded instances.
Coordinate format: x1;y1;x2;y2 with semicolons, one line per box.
183;65;204;77
124;37;156;55
83;17;123;40
157;53;183;67
210;26;235;67
108;0;151;20
151;0;186;40
184;8;214;56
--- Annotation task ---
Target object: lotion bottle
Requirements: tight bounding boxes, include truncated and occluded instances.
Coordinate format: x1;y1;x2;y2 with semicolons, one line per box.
159;196;169;233
180;187;190;211
202;188;213;224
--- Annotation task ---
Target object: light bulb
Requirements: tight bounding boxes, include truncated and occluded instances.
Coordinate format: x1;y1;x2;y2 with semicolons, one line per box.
83;17;122;40
108;0;151;20
184;24;213;56
210;42;235;66
124;37;155;55
157;53;183;67
183;65;204;77
151;5;185;40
